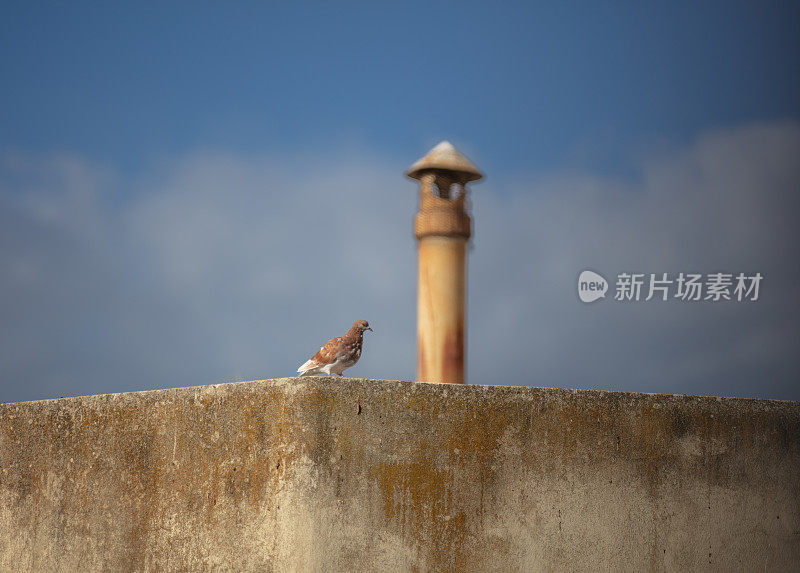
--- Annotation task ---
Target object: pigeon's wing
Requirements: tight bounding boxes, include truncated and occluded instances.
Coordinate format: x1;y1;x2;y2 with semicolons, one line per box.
310;336;344;364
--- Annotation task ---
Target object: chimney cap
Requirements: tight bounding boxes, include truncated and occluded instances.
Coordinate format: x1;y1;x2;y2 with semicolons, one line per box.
406;141;483;182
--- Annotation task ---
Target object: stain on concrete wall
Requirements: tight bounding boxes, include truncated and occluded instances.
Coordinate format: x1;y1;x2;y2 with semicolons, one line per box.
1;379;798;571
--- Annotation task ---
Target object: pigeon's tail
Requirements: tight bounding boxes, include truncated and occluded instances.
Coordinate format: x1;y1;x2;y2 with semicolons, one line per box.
297;359;323;377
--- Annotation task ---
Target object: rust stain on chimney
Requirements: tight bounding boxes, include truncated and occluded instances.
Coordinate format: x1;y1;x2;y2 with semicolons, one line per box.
442;318;465;383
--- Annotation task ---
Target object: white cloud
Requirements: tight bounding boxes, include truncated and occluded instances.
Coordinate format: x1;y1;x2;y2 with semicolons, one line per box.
1;121;798;402
469;121;800;397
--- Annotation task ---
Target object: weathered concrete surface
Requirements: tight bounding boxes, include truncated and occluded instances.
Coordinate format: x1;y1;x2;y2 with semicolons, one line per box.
1;379;798;571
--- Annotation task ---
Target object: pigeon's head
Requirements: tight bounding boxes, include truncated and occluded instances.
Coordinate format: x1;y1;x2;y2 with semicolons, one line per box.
354;319;373;333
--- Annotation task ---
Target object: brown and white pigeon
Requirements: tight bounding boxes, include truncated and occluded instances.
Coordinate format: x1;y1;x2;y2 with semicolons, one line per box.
297;320;373;377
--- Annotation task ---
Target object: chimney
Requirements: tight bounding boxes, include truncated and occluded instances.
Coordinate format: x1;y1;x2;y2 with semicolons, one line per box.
406;141;483;384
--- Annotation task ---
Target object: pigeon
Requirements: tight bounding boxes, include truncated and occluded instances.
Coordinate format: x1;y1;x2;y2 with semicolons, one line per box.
297;320;373;377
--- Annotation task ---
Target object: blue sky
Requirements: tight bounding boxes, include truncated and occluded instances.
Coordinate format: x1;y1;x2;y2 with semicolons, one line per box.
3;2;797;174
1;1;799;402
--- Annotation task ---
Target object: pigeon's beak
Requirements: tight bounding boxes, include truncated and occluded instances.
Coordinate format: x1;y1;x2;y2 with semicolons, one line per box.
367;327;373;332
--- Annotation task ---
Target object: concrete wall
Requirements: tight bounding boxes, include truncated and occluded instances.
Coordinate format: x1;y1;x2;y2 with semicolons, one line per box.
1;378;798;571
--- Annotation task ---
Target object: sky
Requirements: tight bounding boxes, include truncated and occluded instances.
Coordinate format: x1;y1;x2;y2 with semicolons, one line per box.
1;1;798;403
